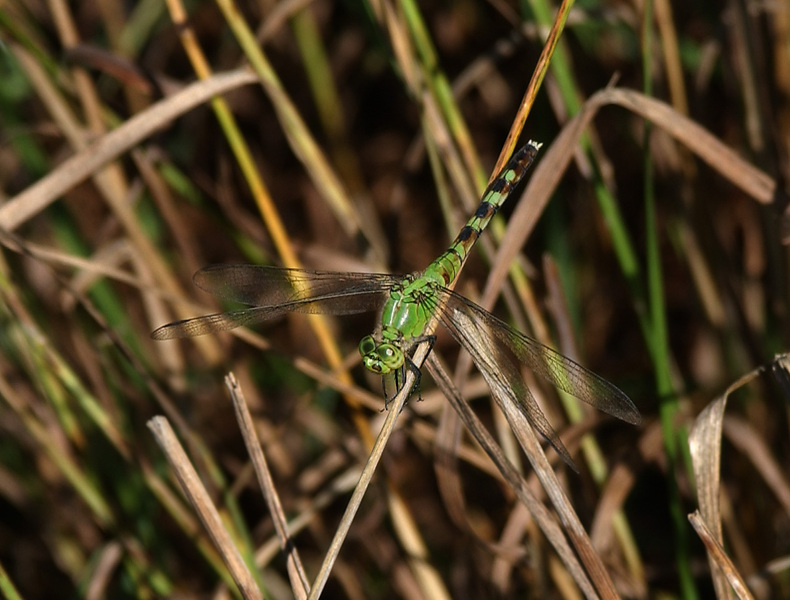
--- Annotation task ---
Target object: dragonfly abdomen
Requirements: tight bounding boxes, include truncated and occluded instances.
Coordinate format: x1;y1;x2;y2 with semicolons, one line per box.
424;141;541;287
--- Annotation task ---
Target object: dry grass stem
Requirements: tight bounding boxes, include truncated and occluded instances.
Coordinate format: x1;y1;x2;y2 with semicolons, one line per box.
147;416;263;600
225;372;310;598
688;511;754;600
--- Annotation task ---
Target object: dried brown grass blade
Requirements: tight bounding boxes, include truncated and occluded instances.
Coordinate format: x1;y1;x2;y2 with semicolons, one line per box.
495;395;620;599
0;68;258;231
425;354;604;599
147;416;263;600
225;373;310;599
688;511;754;600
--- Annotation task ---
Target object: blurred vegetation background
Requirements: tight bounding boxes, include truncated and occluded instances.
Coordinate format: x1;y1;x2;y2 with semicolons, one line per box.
0;0;788;598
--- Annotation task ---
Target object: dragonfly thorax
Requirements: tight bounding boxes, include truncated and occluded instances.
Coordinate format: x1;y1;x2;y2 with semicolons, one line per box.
359;335;404;374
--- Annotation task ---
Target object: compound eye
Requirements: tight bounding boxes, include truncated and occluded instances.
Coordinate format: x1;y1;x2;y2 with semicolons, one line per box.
358;335;376;356
377;343;402;369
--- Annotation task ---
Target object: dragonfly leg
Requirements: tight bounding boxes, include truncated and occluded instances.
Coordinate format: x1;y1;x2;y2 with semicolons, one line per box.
380;376;389;404
409;334;436;369
383;362;411;409
381;335;436;408
405;334;436;401
405;356;422;399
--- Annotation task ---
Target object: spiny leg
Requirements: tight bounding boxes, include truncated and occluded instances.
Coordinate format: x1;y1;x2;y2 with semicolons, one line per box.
381;334;437;409
384;360;412;406
404;334;437;401
380;376;389;404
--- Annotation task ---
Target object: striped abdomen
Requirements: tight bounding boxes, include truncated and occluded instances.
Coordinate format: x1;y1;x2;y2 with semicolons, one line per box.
425;141;542;286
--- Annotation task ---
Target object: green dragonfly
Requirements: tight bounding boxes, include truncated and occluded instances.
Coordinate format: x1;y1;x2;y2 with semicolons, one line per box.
152;141;640;466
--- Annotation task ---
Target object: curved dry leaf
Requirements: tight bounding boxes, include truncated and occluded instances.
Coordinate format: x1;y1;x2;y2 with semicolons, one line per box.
689;393;727;543
689;368;763;600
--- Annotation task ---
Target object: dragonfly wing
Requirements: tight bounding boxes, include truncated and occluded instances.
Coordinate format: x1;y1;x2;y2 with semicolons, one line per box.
152;306;295;339
195;264;401;309
431;289;574;467
152;266;401;340
439;288;640;425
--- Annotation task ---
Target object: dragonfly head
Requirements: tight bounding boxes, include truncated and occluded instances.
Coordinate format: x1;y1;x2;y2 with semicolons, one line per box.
359;335;403;374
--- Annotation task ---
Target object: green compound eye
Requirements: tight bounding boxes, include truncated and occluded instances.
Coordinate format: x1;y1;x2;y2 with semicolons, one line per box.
376;344;402;370
358;335;376;356
359;338;403;375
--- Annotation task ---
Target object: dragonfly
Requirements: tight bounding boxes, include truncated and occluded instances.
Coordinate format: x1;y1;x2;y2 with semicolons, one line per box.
152;141;640;467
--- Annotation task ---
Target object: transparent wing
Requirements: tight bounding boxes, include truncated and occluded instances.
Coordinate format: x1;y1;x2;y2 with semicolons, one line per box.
151;265;401;340
426;287;639;467
429;289;572;465
435;287;640;425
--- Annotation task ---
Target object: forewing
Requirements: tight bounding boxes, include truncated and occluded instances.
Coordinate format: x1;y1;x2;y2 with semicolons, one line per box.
439;289;640;425
151;265;400;340
195;264;400;308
